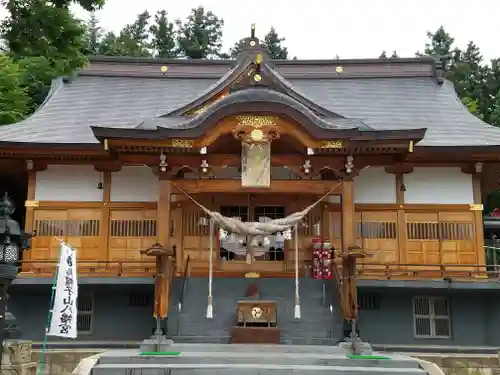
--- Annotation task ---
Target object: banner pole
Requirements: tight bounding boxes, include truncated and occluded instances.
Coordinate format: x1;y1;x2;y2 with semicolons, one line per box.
37;238;63;375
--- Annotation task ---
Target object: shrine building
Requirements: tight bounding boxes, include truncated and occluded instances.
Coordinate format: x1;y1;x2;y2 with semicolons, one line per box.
3;29;500;348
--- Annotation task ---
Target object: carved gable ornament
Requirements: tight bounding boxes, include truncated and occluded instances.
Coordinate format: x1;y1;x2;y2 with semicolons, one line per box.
232;115;280;144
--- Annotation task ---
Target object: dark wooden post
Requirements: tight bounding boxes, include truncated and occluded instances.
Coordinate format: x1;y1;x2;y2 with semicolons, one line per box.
141;243;175;336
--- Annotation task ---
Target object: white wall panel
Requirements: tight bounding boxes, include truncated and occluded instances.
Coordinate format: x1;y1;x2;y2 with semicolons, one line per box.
35;165;103;201
111;166;159;202
354;167;396;203
404;167;473;204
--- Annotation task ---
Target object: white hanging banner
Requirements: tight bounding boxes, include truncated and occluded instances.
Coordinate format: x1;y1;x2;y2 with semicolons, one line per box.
47;242;78;338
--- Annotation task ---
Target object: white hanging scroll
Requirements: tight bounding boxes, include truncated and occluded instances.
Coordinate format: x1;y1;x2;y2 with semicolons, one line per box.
48;242;78;339
241;142;271;188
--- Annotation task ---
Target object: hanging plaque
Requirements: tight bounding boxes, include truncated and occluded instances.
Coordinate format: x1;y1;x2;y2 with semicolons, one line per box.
241;142;271;188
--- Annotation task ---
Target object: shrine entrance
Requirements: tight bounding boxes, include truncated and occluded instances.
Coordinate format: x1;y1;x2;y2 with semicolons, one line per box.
175;190;330;275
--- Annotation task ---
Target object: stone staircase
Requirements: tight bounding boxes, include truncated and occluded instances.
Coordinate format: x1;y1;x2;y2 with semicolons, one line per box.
167;277;342;345
89;343;430;374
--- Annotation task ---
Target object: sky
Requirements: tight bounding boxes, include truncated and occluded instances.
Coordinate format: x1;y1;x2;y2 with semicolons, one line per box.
1;0;500;61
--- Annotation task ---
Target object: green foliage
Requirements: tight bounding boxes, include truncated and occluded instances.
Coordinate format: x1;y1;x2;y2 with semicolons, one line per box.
420;26;500;126
149;10;176;58
0;54;30;125
1;0;87;75
175;6;224;59
263;27;288;59
51;0;104;12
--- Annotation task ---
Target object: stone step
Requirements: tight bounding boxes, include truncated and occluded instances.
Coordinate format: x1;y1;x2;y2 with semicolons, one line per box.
98;350;421;369
91;363;426;375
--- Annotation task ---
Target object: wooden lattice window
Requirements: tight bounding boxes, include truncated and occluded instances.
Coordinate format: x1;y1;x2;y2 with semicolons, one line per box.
110;218;157;237
77;293;94;334
35;220;100;237
357;293;380;310
407;222;473;240
413;296;451;338
254;206;285;220
128;292;151;307
220;206;249;222
356;222;397;239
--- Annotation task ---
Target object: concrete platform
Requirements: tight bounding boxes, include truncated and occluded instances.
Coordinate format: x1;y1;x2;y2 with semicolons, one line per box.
88;343;430;375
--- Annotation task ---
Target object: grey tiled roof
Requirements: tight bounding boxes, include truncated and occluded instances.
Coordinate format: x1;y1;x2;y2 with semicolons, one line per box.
0;71;499;146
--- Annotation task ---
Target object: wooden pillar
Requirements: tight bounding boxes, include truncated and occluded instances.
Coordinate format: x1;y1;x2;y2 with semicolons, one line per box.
472;173;485;266
23;170;37;265
94;162;120;261
341;179;355;254
386;165;413;266
395;172;407;265
340;179;356;322
157;178;172;249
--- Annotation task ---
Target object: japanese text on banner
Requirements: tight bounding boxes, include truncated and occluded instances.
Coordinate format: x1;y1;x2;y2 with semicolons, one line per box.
47;242;78;339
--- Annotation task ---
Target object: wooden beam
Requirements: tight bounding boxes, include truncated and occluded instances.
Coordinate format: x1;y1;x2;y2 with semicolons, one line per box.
170;179;341;195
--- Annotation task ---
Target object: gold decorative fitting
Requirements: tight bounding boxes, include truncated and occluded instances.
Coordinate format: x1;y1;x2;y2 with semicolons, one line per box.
245;272;260;278
250;129;264;141
251;306;263;319
320;140;344;149
469;204;484;211
253;74;262;82
336;66;343;73
170;139;194;148
236;115;277;127
103;138;108;151
25;200;39;208
408;140;414;153
160;66;168;73
190;104;209;115
256;54;263;64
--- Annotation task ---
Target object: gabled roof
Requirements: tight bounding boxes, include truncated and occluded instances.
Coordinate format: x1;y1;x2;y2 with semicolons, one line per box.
0;46;499;147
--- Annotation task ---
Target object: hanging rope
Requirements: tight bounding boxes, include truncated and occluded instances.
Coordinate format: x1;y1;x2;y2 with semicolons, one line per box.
206;219;214;319
294;224;301;319
170;181;341;236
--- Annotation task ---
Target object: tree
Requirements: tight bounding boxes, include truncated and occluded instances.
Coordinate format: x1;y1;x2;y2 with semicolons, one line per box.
149;10;177;58
263;27;288;59
118;10;152;57
51;0;104;12
83;13;103;55
418;26;459;71
176;6;224;59
1;0;87;75
0;54;30;125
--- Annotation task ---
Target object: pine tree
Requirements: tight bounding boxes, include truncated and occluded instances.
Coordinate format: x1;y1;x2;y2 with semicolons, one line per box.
263;27;288;59
149;10;177;58
176;6;224;59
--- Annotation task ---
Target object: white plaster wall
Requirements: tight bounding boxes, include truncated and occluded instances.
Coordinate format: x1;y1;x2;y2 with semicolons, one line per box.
404;167;473;204
110;166;159;202
35;165;103;201
354;167;396;203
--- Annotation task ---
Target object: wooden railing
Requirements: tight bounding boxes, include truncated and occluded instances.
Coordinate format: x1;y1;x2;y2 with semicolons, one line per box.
17;259;493;281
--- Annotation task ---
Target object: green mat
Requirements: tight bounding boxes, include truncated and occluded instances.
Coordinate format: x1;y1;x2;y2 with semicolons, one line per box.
139;352;182;356
347;354;392;360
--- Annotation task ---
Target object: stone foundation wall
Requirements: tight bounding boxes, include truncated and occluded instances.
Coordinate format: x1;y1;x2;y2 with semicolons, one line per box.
31;349;103;375
27;348;500;375
416;354;500;375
